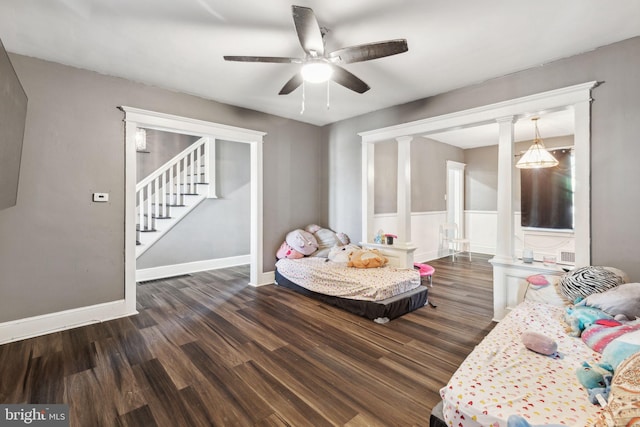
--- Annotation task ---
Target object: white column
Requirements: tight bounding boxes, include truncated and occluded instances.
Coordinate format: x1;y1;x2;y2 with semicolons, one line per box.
573;101;591;267
494;116;516;262
361;141;375;243
396;136;413;245
491;116;516;321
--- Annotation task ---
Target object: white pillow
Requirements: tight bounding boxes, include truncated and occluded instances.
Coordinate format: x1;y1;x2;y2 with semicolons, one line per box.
579;282;640;319
524;279;569;306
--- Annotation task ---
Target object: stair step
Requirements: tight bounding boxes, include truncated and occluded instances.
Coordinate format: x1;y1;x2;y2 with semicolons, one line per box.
139;228;157;233
165;193;199;196
141;214;172;220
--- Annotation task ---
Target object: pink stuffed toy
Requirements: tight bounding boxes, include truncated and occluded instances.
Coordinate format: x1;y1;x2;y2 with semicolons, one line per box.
276;241;304;259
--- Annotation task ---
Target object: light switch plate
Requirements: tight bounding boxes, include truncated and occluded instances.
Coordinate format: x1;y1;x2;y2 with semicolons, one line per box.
93;192;109;202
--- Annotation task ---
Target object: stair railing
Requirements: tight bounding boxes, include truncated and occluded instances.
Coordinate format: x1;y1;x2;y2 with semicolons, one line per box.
136;137;215;232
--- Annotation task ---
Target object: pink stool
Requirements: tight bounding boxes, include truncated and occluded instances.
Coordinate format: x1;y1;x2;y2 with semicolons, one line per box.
414;263;435;286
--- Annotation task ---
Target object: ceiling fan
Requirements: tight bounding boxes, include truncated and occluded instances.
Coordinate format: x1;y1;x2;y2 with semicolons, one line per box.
224;5;408;95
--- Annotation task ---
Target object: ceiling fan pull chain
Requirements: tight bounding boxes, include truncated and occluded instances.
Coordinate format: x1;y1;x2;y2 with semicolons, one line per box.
326;80;330;110
300;80;306;114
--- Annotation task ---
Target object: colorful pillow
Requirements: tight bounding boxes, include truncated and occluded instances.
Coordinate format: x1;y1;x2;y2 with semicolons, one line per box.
578;282;640;319
601;329;640;372
595;352;640;427
564;305;614;337
582;321;640;353
558;266;627;303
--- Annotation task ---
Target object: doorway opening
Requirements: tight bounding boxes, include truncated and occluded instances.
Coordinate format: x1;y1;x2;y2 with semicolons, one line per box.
120;107;266;315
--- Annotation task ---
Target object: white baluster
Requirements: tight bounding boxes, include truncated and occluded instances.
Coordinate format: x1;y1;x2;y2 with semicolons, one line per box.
138;189;144;231
154;176;160;227
146;183;153;230
161;170;167;218
190;149;196;193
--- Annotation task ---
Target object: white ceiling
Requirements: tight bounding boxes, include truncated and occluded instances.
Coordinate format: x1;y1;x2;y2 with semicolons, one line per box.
1;0;639;127
427;109;575;149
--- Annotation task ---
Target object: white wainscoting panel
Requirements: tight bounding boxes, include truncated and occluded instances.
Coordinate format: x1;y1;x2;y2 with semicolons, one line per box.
371;211;446;263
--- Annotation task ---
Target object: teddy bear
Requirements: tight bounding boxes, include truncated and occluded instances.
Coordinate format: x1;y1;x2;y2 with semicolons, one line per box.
347;249;388;268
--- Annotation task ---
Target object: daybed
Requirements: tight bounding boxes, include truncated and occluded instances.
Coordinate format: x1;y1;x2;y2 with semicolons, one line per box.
273;224;428;322
431;266;640;427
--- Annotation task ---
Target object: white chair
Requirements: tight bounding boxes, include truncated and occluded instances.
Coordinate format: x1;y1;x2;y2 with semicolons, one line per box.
439;223;471;261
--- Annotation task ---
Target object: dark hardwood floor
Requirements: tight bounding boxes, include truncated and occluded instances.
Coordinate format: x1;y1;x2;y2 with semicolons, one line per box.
0;253;494;426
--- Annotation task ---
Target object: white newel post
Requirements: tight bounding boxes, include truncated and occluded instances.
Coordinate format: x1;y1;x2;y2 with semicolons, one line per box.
206;138;217;198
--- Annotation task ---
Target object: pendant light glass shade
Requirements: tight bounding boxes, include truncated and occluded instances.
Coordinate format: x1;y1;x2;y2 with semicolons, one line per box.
516;118;559;169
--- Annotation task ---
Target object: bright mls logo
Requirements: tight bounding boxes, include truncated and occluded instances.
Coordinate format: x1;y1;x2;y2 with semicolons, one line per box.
0;405;69;427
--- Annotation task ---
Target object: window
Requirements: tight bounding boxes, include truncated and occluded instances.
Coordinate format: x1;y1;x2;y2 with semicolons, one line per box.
520;148;574;230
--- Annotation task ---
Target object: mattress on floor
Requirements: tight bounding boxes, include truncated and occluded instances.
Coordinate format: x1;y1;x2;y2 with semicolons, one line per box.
274;257;421;301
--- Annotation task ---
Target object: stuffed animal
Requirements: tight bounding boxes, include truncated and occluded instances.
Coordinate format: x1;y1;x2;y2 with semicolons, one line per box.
564;305;614;337
347;249;388;269
276;241;304;259
576;361;613;404
521;331;558;356
327;244;360;263
305;224;350;257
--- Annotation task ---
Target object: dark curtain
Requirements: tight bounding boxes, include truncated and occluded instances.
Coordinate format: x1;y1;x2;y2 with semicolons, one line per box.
521;149;573;229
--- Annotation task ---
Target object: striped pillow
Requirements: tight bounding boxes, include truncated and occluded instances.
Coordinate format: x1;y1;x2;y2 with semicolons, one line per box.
559;266;626;303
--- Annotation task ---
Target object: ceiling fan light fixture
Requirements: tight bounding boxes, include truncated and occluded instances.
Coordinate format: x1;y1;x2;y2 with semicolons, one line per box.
516;117;559;169
301;61;333;83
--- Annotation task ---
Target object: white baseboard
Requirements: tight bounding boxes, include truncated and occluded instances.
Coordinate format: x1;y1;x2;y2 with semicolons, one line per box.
256;271;275;287
136;255;251;282
0;300;137;345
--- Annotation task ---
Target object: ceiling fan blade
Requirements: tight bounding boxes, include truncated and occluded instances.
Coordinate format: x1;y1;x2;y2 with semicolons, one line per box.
292;5;325;56
279;73;303;95
223;55;302;64
329;39;408;64
330;65;370;94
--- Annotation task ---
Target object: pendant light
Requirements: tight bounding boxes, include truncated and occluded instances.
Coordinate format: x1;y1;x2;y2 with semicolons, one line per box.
516;117;558;169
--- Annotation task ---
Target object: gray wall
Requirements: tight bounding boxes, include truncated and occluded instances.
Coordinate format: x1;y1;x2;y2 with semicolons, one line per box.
0;54;325;323
137;140;250;268
373;137;464;214
0;38;27;211
412;137;464;212
464;135;574;211
326;36;640;280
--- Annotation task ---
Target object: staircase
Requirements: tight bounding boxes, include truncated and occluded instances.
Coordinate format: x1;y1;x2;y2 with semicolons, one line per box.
136;137;216;258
